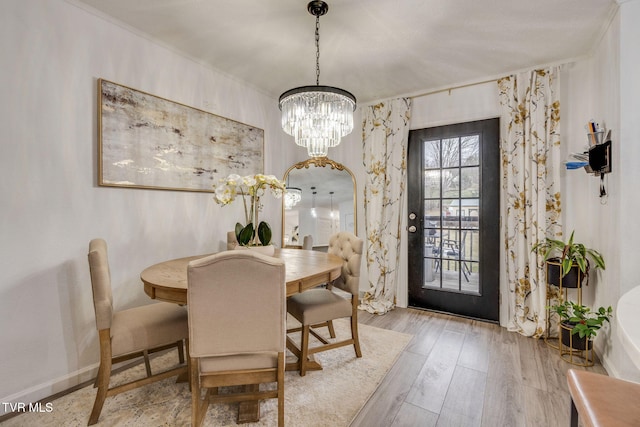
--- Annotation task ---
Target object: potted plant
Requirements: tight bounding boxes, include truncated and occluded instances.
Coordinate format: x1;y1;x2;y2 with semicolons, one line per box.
213;173;286;249
549;300;612;351
531;230;606;288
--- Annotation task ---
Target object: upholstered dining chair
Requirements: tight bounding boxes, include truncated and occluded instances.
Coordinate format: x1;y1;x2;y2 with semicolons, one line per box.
187;251;286;427
87;238;188;425
302;234;313;250
286;231;363;376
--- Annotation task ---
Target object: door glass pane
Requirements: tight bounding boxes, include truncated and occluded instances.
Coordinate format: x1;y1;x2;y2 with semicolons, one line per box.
424;199;441;227
461;167;479;198
442;169;459;196
442;138;459;167
424;139;441;168
443;199;459;224
461;135;480;166
462;198;479;220
464;229;480;262
460;198;478;218
424;170;441;198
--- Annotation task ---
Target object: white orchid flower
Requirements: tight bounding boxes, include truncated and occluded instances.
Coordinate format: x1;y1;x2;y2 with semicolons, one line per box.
242;175;257;187
226;174;242;185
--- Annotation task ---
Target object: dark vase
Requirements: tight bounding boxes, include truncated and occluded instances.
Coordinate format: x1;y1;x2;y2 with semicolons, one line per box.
546;258;583;288
560;321;592;351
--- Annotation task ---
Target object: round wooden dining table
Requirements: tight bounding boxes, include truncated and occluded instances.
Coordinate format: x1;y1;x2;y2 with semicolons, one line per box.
141;247;343;303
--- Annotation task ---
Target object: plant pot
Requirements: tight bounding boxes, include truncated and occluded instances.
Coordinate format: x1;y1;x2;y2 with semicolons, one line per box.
546;258;583;288
237;244;276;257
560;321;592;351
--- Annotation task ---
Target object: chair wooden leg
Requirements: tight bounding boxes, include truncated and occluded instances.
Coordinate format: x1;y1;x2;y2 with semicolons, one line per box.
143;349;152;377
190;357;208;427
277;352;285;427
327;320;336;338
300;325;310;376
190;357;198;427
177;339;185;364
88;330;112;425
88;360;110;425
185;339;192;391
351;315;362;358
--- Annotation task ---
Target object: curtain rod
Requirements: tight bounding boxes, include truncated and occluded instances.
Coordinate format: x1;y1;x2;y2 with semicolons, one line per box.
407;78;499;99
406;57;579;100
359;59;577;107
358;76;500;108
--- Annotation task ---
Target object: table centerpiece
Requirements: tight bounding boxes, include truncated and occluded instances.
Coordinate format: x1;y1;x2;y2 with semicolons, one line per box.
213;173;286;252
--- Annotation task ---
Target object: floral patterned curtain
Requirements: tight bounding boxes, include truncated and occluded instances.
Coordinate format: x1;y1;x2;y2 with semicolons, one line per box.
359;98;412;314
498;68;562;337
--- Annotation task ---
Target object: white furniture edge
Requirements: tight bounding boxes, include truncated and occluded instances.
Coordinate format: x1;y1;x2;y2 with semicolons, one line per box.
616;285;640;371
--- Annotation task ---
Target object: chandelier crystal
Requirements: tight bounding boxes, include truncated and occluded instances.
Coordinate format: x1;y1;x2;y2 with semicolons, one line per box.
284;186;302;210
279;1;356;158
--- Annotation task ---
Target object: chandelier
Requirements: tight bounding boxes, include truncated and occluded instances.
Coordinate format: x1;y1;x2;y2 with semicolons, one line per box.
284;186;302;210
279;1;356;158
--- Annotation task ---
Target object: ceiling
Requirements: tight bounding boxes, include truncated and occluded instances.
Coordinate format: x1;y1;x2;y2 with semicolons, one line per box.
72;0;617;104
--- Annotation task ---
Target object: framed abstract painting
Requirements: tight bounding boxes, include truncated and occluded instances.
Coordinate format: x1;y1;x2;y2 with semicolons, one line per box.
98;78;264;192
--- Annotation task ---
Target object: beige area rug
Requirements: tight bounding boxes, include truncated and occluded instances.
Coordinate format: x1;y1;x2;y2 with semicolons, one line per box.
2;319;411;427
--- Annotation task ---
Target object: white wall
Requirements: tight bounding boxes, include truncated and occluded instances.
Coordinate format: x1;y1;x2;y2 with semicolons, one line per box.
0;0;290;409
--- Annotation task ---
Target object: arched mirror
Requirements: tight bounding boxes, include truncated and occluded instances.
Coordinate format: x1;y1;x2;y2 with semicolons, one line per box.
282;158;357;251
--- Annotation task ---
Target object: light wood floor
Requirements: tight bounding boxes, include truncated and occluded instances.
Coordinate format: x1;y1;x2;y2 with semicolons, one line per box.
351;307;607;427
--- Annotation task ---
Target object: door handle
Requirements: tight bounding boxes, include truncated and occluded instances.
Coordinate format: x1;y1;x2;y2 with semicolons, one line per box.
408;225;417;233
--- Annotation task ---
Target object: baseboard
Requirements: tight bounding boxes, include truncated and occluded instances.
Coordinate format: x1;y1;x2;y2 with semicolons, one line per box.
593;338;623;379
0;362;99;417
601;354;619;378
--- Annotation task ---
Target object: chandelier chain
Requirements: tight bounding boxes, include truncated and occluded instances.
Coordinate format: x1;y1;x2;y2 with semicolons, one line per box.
315;15;321;86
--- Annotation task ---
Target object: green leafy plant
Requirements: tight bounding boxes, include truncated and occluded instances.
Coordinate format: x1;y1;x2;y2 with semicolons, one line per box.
214;174;285;246
549;300;613;340
233;221;273;247
531;230;605;277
